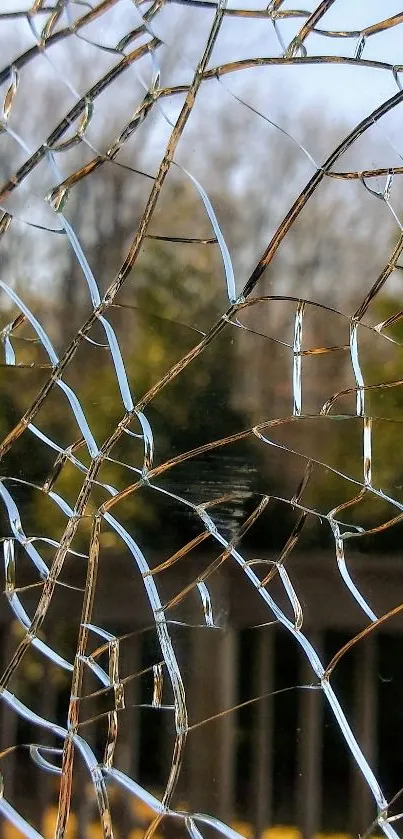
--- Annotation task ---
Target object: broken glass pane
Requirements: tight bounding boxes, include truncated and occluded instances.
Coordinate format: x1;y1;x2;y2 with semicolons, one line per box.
1;2;403;839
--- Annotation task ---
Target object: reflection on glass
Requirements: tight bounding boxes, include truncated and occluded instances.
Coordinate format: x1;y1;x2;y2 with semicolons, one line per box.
1;3;403;839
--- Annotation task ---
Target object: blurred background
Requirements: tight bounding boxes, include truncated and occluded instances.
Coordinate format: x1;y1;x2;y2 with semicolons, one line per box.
1;1;403;838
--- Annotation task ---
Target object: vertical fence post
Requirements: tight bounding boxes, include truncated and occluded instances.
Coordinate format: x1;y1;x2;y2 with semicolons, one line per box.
253;628;274;839
297;631;323;839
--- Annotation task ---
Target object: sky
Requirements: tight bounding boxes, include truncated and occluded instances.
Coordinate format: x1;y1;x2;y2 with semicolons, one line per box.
1;0;403;287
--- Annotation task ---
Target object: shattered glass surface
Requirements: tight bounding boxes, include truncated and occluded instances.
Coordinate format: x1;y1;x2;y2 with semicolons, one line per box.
2;1;403;838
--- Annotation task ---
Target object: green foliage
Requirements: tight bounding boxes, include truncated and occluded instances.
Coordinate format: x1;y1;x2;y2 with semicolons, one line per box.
1;236;247;552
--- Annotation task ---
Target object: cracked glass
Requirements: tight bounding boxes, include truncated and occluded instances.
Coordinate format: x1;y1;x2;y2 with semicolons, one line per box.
1;2;403;839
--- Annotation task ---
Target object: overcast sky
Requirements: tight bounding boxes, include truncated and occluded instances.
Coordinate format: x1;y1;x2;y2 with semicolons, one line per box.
1;0;402;287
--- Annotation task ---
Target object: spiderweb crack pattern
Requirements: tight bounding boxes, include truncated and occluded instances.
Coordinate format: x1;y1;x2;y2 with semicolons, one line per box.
1;1;403;838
